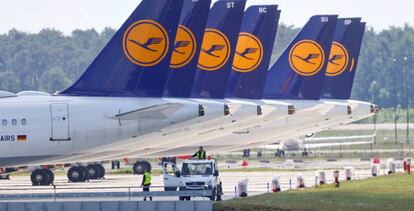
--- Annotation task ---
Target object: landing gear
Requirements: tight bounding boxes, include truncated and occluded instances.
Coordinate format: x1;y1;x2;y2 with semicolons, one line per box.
67;166;87;183
96;164;106;179
111;161;120;169
0;174;10;180
87;164;101;179
68;164;105;182
133;161;152;175
31;169;54;186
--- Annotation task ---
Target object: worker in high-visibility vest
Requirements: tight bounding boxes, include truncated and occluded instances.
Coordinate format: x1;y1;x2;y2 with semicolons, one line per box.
141;169;152;201
191;146;206;160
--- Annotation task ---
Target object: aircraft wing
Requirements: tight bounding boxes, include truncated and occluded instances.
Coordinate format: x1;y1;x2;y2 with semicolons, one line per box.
113;103;184;120
299;103;335;115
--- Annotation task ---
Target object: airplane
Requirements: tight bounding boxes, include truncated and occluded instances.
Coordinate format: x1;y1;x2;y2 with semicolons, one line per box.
48;1;291;167
258;134;376;156
0;0;376;186
144;14;344;157
191;19;374;155
0;0;205;185
86;4;291;162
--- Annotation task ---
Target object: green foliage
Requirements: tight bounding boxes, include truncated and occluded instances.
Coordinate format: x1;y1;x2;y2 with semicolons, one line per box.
215;174;414;211
0;28;115;93
0;25;413;110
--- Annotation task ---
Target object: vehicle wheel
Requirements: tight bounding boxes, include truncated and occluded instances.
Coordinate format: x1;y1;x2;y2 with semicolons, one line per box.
31;169;50;186
179;196;185;201
186;196;191;201
43;168;55;185
210;188;216;201
96;164;106;179
87;164;101;180
116;161;120;169
67;166;86;182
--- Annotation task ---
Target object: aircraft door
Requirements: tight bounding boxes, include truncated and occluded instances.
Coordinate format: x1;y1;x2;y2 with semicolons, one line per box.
163;162;181;191
50;103;71;141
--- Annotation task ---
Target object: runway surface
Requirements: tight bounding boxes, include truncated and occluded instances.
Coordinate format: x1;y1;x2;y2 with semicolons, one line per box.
0;158;402;201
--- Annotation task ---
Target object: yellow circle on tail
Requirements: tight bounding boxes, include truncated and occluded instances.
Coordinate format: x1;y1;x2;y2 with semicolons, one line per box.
289;40;325;76
232;32;263;73
123;20;169;67
197;28;231;71
326;42;349;76
170;25;197;68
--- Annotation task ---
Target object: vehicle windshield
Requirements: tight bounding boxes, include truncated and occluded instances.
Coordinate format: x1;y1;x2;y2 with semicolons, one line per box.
181;162;213;176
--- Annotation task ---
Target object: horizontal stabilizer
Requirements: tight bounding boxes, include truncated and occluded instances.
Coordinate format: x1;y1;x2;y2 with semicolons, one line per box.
299;103;335;115
113;103;184;120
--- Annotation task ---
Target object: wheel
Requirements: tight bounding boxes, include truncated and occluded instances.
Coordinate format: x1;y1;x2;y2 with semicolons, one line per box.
79;166;89;181
179;196;185;201
67;166;86;182
43;169;55;185
133;161;151;175
133;162;144;175
143;161;151;172
87;164;101;180
0;174;9;180
209;188;216;201
96;164;106;179
31;169;50;186
111;161;115;169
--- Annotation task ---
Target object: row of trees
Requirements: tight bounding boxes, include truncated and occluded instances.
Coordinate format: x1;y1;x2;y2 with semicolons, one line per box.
0;24;413;109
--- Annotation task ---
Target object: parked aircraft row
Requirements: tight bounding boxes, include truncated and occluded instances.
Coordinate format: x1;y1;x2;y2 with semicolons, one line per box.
0;0;377;185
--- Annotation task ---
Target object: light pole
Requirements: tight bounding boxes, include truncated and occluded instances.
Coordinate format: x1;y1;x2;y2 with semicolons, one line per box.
372;81;377;144
392;58;398;145
404;57;410;146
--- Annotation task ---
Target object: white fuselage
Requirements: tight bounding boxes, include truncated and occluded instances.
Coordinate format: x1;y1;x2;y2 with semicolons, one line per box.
0;95;201;167
0;94;375;167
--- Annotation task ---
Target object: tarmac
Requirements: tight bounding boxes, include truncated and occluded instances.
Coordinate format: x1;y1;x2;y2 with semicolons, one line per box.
0;158;401;202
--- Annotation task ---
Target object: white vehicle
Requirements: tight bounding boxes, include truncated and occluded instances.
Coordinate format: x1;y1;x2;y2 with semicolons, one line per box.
163;159;221;201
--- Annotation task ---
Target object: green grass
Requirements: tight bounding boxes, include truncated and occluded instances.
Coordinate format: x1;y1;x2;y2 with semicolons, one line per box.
214;174;414;211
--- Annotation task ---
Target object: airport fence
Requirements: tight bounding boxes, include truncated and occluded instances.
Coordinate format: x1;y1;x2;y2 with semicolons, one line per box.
0;185;212;201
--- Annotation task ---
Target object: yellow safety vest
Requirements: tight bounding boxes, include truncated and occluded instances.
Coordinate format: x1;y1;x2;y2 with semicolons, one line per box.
197;150;206;159
144;172;151;186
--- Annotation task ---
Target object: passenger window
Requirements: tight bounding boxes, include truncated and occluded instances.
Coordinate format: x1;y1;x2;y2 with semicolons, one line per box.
2;119;6;126
12;119;17;126
21;119;27;125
